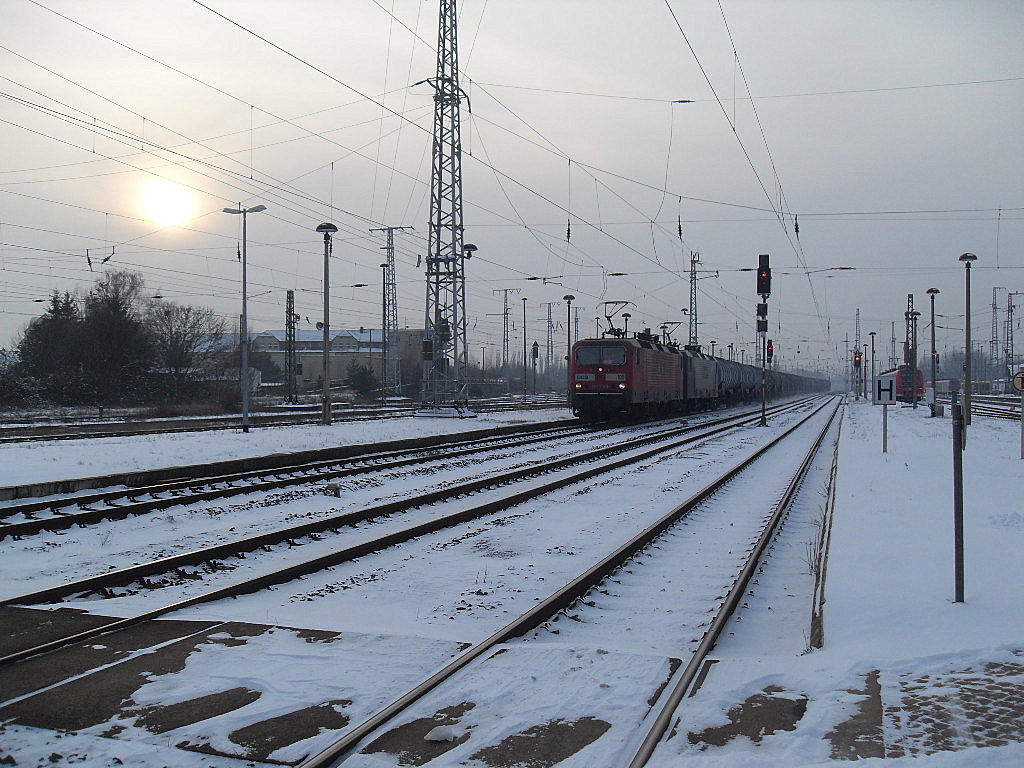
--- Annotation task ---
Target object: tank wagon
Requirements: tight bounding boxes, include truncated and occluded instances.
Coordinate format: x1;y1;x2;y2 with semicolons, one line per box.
570;332;828;419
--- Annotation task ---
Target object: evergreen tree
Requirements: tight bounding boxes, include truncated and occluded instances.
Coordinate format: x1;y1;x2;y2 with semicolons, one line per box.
16;291;89;404
343;361;381;401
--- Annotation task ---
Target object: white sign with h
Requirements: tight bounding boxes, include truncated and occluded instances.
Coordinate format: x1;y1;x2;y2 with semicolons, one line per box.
874;375;897;405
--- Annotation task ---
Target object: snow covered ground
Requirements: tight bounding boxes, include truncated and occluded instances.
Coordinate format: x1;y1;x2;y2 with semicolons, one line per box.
653;398;1024;767
0;408;574;489
1;398;1022;766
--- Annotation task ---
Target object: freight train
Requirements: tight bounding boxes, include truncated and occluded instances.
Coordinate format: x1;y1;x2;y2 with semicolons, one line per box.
570;331;829;419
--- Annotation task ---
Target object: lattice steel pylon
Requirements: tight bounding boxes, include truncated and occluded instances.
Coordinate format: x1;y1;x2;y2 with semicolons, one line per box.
371;225;412;397
419;0;473;414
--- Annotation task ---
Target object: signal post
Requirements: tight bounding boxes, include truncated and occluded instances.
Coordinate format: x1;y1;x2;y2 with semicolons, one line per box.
756;254;771;426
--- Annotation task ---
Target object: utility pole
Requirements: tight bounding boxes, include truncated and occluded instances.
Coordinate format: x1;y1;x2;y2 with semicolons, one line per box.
545;302;554;390
927;288;939;414
371;225;413;398
285;290;298;404
522;296;529;397
419;0;473;415
756;254;770;425
854;308;862;398
689;251;700;348
904;294;916;406
991;287;1005;382
1007;292;1023;393
492;288;519;394
890;321;897;369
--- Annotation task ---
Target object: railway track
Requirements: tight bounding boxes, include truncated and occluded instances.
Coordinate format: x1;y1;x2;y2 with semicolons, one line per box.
0;419;598;536
0;395;837;766
936;393;1021;421
295;397;841;767
0;399;815;656
0;394;567;444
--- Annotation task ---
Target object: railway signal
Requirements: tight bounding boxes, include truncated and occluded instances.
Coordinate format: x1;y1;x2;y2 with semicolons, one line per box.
756;253;771;297
755;254;770;426
767;339;774;364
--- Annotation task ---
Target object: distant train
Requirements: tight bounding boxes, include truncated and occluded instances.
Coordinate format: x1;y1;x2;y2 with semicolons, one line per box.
879;365;925;403
570;331;829;419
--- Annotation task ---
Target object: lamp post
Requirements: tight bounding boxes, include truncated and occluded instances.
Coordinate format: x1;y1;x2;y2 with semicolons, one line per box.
727;343;734;361
960;252;977;427
622;312;631;338
222;203;266;433
317;222;338;425
563;294;575;407
927;288;940;415
522;296;528;397
710;340;717;358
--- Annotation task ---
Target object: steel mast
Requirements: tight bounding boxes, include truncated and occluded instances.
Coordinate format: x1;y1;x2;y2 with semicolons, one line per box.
371;225;412;398
419;0;474;415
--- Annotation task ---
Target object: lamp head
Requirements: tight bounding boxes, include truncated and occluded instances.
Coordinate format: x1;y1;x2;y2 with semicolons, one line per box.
563;294;575;302
316;222;338;235
959;252;977;264
927;287;940;296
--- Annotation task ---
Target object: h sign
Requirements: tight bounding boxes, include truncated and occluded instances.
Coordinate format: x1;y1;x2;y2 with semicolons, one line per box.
875;375;897;405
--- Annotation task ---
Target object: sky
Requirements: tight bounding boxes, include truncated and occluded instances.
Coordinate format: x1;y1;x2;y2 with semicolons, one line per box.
1;0;1022;380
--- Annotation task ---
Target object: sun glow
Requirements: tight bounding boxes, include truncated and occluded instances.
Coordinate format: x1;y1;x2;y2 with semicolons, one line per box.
142;179;194;226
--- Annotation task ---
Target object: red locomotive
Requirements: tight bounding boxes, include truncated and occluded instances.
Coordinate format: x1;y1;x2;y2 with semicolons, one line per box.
570;330;827;419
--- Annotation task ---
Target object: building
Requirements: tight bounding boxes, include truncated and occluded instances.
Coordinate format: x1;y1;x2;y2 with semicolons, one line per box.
251;328;424;396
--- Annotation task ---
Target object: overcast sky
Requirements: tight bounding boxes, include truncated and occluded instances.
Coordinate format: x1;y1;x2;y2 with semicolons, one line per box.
1;0;1021;377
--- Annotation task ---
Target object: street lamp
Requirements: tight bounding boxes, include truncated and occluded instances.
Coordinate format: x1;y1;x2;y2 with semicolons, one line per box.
222;203;266;433
710;340;717;358
563;294;575;407
927;288;940;416
622;313;631;338
317;222;338;425
959;252;977;427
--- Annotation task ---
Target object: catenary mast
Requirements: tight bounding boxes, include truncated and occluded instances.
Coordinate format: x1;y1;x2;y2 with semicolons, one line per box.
419;0;473;414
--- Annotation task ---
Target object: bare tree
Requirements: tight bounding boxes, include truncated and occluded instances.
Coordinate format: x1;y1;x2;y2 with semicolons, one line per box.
145;301;229;399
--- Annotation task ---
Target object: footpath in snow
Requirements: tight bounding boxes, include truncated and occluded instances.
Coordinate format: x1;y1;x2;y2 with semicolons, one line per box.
655;397;1024;767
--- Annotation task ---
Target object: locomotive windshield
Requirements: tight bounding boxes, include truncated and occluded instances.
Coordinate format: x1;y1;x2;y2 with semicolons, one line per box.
576;346;627;366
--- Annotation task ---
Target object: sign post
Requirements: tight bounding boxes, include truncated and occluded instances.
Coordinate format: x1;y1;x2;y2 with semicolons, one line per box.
874;373;897;453
1012;369;1024;460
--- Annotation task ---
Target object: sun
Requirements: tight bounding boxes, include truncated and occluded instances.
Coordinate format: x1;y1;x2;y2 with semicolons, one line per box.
142;179;194;227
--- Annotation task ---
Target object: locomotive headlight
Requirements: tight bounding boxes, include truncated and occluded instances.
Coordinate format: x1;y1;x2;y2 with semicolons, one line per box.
618;383;626;390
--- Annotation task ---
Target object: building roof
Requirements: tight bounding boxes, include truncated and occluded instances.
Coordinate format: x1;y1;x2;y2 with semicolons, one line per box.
255;329;383;344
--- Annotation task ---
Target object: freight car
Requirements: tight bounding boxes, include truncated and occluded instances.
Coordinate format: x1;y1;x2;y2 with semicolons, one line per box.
570;332;828;419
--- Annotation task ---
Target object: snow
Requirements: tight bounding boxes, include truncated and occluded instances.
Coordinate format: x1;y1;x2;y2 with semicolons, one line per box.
1;398;1022;766
0;408;574;489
